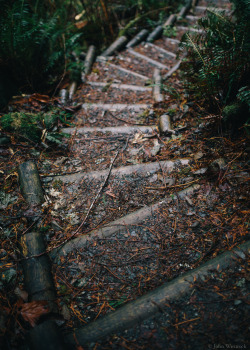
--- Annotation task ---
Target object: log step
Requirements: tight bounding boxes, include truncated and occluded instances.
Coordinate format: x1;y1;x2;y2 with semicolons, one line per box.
76;84;152;104
132;44;176;69
86;81;152;92
81;103;151;112
127;48;169;70
50;158;189;184
87;61;149;85
51;183;196;258
62;125;157;136
108;63;150;81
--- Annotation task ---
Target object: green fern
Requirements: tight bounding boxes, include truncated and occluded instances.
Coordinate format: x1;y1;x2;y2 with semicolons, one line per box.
180;0;250;110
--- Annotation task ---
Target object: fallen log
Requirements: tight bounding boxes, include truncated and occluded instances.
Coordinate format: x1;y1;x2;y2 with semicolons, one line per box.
18;161;45;206
147;25;163;43
18;161;66;350
82;45;96;82
101;36;128;57
65;240;250;346
164;13;176;27
126;29;149;48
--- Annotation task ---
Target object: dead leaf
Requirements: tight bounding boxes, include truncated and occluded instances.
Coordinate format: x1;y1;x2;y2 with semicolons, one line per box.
29;93;50;103
106;185;116;198
20;301;50;327
75;20;88;29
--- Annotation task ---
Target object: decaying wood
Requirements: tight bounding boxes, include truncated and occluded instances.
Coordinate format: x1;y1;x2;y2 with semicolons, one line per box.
18;161;45;206
18;161;66;350
20;232;57;311
101;36;128;57
147;25;163;43
126;29;149;48
65;240;250;346
82;45;96;82
158;114;174;135
153;68;163;103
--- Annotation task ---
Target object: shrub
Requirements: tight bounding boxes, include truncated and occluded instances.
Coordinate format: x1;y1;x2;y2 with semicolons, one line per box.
180;0;250;117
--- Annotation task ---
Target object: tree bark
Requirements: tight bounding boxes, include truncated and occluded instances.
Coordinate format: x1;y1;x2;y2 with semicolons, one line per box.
18;161;45;206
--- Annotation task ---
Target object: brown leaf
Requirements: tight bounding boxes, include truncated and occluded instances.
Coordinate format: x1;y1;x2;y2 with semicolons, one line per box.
29;93;50;103
75;20;88;29
20;301;50;327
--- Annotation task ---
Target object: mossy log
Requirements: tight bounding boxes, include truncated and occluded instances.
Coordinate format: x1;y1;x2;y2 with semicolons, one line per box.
20;232;57;310
18;161;44;206
65;241;250;346
18;161;66;350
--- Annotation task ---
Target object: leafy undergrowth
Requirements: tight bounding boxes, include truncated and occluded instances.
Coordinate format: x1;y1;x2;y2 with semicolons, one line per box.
0;79;249;348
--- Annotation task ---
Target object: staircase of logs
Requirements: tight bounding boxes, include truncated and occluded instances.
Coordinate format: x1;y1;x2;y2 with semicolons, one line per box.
18;1;245;349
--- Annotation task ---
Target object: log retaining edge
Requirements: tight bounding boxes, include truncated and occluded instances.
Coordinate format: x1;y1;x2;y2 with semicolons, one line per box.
65;240;250;346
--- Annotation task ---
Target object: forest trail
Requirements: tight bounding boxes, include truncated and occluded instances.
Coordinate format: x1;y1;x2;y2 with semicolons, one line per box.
4;0;248;349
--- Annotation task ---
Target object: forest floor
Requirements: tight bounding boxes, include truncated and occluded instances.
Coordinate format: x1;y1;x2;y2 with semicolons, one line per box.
0;0;249;349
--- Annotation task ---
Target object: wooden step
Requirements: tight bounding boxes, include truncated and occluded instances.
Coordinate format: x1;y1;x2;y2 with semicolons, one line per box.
81;103;151;112
86;81;152;92
127;48;169;70
62;125;157;136
51;158;189;183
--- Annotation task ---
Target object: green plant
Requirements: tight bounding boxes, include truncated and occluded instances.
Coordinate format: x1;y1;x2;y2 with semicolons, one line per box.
180;0;250;111
0;0;83;94
0;110;71;145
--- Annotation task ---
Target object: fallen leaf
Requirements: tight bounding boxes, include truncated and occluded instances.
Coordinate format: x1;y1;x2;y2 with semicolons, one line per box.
106;185;116;198
20;301;50;327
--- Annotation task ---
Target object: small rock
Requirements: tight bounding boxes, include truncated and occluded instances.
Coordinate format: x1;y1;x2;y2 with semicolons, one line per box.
234;300;242;306
191;221;200;228
61;304;71;321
